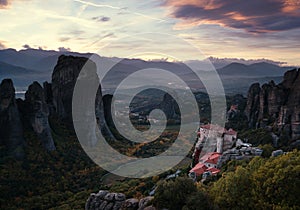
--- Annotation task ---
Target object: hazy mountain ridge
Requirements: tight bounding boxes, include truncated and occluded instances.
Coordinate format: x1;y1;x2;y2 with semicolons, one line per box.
217;62;291;77
0;61;38;75
0;48;295;95
0;48;93;71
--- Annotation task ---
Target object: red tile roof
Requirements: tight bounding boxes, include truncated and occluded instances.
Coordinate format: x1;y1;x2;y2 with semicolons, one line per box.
199;152;221;165
190;163;207;176
190;163;221;176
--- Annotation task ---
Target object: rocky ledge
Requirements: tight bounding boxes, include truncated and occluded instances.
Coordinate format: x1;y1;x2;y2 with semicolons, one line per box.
85;190;155;210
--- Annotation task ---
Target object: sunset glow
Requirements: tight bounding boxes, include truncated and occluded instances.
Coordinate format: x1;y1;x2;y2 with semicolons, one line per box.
0;0;299;65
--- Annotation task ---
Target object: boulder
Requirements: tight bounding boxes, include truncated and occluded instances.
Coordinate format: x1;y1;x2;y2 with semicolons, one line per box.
85;190;126;210
138;196;154;210
122;198;139;210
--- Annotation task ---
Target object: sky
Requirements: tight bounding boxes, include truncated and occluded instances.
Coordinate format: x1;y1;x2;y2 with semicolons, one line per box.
0;0;299;65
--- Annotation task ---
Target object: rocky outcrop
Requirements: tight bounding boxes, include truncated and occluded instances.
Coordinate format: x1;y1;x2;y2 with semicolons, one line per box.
226;94;248;130
258;80;288;121
85;191;155;210
122;198;139;210
24;81;56;151
52;55;113;141
0;79;25;159
137;197;154;210
43;81;55;115
245;83;261;128
1;55;116;157
85;190;126;210
159;93;180;123
52;55;90;121
103;94;114;129
245;68;300;140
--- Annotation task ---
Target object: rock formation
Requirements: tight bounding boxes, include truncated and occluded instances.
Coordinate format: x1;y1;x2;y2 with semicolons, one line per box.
24;81;56;151
103;94;115;130
245;68;300;140
85;190;155;210
43;81;56;115
245;83;261;128
52;55;113;141
85;190;126;210
0;79;25;159
122;198;139;210
1;55;115;157
226;94;248;130
52;55;90;121
159;93;180;123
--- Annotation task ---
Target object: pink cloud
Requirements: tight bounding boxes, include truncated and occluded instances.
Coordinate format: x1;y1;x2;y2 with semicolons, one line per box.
163;0;300;33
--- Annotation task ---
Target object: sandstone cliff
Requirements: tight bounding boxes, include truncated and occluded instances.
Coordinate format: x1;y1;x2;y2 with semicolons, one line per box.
245;68;300;140
24;81;56;151
159;93;180;122
52;55;89;120
52;55;113;141
0;79;25;159
1;55;115;156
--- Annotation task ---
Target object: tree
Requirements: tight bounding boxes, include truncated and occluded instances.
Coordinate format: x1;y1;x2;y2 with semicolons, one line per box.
210;167;254;210
252;150;300;209
182;191;211;210
209;150;300;209
153;177;197;210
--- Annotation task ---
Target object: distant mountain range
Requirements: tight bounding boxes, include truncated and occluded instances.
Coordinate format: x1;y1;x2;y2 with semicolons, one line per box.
0;48;295;94
217;62;291;77
0;49;92;89
0;61;37;76
0;48;92;71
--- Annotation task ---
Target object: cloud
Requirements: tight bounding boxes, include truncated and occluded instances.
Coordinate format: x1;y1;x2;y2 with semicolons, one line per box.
0;0;10;8
59;37;71;42
58;47;71;52
0;40;6;49
22;44;32;49
70;30;85;35
75;0;165;22
92;16;111;22
163;0;300;32
0;0;28;9
84;33;115;48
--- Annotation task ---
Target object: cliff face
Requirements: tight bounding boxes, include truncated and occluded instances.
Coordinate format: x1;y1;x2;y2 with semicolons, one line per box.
43;81;55;115
1;55;114;157
0;79;25;159
52;55;113;141
245;83;261;128
52;55;89;120
24;82;56;151
245;68;300;140
159;93;180;121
